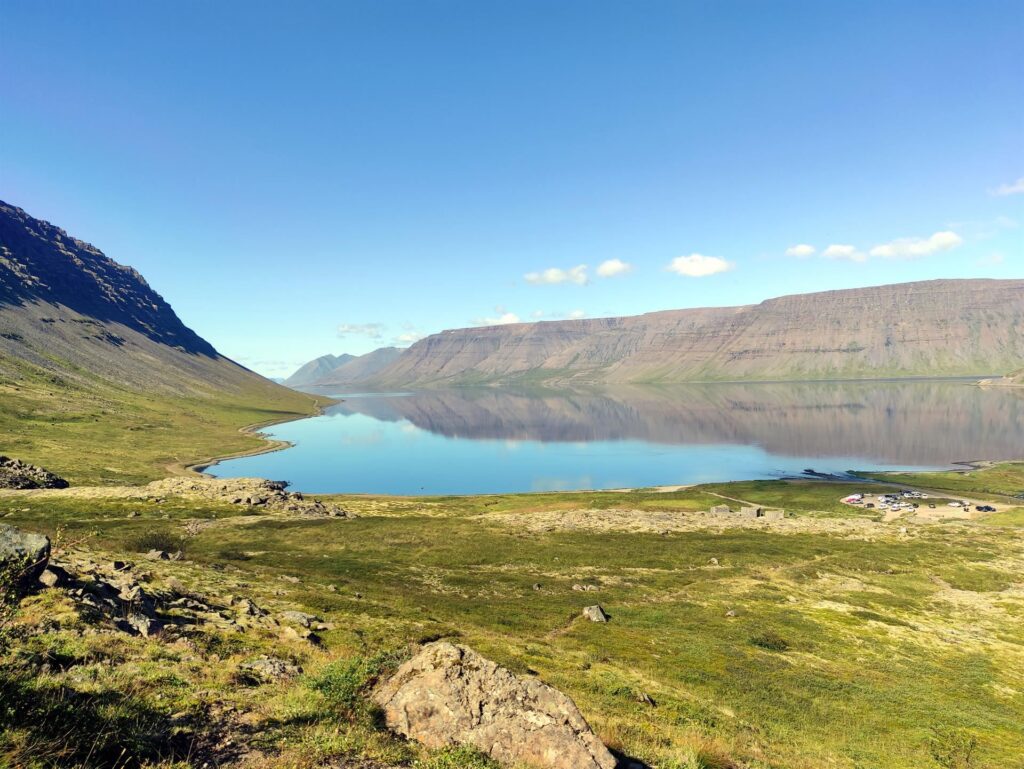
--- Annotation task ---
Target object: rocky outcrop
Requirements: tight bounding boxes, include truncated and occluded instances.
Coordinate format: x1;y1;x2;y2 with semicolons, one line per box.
141;477;352;517
370;279;1024;386
0;456;69;490
0;524;50;585
374;641;616;769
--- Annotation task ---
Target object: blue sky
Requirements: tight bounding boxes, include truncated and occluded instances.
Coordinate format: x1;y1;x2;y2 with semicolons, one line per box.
2;0;1021;377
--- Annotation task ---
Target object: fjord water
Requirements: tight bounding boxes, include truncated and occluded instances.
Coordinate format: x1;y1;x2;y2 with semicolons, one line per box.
208;380;1024;495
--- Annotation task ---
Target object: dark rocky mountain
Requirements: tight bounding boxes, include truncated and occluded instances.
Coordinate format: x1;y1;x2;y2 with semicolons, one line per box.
0;200;313;411
371;279;1024;386
0;202;215;356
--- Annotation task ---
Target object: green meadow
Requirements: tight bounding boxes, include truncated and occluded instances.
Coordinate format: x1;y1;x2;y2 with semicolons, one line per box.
2;473;1022;769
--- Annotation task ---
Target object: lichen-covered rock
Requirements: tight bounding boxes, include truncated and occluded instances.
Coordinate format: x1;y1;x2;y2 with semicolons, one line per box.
0;456;69;490
0;524;50;585
374;641;616;769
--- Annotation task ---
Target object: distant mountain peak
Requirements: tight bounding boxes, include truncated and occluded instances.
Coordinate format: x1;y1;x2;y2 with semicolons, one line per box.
285;346;403;389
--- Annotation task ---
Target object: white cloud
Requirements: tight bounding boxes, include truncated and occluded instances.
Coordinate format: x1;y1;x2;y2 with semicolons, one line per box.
596;258;632;278
991;177;1024;196
395;332;424;344
822;244;867;262
567;309;586;319
473;307;522;326
531;310;545;319
977;252;1005;266
666;253;733;277
337;322;384;338
868;230;963;259
524;264;589;285
785;244;816;258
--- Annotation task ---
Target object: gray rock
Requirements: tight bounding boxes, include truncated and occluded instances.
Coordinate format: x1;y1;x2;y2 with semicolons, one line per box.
582;605;608;623
239;655;302;680
375;641;616;769
0;524;50;585
38;565;69;588
145;550;170;560
280;610;317;627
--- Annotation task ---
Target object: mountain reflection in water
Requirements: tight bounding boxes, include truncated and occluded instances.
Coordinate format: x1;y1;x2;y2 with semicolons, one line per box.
209;380;1023;494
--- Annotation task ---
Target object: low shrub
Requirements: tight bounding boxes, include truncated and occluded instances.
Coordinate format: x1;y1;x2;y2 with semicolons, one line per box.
124;530;183;554
307;649;403;721
749;631;789;652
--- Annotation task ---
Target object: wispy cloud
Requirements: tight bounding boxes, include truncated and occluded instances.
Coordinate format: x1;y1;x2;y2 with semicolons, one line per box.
990;176;1024;196
596;258;632;278
977;252;1005;266
337;322;384;339
567;309;586;319
666;254;733;277
785;244;816;258
868;230;963;259
524;265;589;285
394;331;425;344
822;244;867;262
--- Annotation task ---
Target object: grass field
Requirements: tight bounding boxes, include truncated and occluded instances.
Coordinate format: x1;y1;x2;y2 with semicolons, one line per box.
3;476;1023;769
0;356;322;486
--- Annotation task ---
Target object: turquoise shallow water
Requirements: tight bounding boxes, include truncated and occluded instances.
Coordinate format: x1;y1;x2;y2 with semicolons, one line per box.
207;381;1024;495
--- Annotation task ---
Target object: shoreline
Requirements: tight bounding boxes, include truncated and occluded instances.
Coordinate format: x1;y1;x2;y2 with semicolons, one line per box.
172;397;333;478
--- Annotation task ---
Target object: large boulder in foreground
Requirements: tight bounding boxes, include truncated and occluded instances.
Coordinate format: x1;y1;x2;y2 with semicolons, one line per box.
0;456;69;490
0;524;50;585
374;641;616;769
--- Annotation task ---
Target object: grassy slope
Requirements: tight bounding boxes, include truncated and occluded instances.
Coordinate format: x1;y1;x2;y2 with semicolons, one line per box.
3;477;1023;769
0;352;322;486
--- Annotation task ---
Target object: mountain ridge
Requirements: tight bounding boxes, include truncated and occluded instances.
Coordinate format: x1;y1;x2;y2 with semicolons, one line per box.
367;278;1024;386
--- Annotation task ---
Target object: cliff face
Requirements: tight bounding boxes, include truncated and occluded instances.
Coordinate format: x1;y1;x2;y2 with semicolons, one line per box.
375;280;1024;386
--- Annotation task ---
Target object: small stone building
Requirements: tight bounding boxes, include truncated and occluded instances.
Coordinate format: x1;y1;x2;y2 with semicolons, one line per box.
741;506;785;520
710;504;731;514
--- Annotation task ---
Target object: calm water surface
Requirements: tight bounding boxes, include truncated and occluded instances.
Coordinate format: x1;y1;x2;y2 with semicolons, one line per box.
208;381;1024;494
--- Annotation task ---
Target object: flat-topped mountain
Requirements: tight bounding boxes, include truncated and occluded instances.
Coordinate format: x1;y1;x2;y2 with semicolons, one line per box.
0;201;318;483
371;279;1024;386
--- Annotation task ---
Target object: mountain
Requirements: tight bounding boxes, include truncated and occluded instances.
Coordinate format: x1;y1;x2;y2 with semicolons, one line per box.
311;347;403;386
284;354;355;388
285;347;403;390
372;279;1024;386
0;201;321;484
